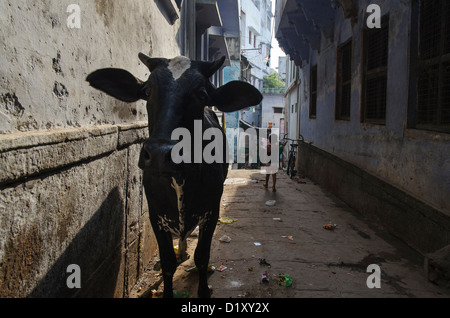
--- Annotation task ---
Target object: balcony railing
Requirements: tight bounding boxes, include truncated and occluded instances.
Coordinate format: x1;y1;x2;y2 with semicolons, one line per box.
262;87;286;94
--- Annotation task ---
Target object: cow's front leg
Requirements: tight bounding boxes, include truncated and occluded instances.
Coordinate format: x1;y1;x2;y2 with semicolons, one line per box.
194;211;219;298
150;217;177;298
158;232;178;298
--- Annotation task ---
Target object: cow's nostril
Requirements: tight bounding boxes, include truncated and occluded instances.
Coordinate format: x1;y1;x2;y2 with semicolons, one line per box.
145;152;152;164
139;141;179;171
143;146;152;161
139;146;152;169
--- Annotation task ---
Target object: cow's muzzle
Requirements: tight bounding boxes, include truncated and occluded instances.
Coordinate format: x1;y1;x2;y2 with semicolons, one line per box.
139;139;201;174
139;140;175;171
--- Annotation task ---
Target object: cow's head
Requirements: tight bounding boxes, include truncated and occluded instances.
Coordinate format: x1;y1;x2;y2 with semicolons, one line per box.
86;53;262;174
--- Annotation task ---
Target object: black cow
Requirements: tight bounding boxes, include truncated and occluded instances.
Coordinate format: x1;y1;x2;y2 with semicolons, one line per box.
86;53;262;298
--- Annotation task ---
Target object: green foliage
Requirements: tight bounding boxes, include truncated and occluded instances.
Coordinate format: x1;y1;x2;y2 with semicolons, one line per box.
263;73;285;89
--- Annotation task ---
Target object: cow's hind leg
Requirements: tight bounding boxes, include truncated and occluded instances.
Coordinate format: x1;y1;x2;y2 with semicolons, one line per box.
194;211;219;298
177;238;189;263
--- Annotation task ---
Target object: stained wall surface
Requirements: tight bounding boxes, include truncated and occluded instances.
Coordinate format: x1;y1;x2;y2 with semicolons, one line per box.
0;0;181;297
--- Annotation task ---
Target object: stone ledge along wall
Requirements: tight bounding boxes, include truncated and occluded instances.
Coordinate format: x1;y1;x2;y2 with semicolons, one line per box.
0;0;181;297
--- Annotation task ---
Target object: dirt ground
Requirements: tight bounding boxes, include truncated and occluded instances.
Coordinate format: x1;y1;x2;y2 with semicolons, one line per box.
130;169;450;299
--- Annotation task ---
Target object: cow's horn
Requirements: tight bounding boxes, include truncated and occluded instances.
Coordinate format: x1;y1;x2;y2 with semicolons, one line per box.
200;56;226;78
138;53;168;72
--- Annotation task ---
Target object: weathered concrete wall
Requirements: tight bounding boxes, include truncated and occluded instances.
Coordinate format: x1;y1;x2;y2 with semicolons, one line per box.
0;0;181;297
298;0;450;213
0;0;180;133
0;123;155;297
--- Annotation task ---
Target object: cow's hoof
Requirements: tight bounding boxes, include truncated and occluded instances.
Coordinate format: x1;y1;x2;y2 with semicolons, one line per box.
198;285;212;298
198;291;211;298
163;291;174;299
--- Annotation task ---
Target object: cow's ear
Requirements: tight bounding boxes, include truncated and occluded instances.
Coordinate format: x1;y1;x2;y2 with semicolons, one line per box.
86;68;147;103
209;81;263;112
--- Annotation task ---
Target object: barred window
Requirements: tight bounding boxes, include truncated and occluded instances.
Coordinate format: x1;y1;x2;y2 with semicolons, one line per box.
362;16;389;124
336;39;353;120
416;0;450;133
274;107;283;114
310;65;318;119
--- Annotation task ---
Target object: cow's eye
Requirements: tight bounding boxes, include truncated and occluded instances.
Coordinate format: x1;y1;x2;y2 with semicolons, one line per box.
141;83;151;98
196;87;209;102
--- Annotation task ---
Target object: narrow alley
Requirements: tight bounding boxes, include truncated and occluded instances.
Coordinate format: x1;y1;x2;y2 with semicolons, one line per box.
2;0;449;301
131;169;449;299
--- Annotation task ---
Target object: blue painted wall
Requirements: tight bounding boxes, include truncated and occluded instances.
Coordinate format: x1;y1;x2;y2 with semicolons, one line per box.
296;0;450;212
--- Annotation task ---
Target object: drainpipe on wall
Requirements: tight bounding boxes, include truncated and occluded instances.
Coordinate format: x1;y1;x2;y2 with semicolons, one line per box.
297;71;301;140
185;0;196;59
159;0;180;25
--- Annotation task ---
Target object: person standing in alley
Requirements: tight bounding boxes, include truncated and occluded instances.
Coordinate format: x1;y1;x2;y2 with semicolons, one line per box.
262;134;279;192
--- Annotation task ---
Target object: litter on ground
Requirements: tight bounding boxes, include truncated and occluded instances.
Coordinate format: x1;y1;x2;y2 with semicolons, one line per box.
219;235;232;243
259;259;271;267
173;290;190;298
277;274;292;287
185;265;216;273
219;217;238;224
217;265;228;272
323;222;337;230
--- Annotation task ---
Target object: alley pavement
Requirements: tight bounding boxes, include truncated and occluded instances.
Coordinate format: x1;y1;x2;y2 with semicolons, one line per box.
133;168;450;299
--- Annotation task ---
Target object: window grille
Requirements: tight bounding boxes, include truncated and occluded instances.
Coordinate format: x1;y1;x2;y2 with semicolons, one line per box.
416;0;450;133
310;65;318;118
274;107;283;114
362;16;389;124
336;40;353;120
